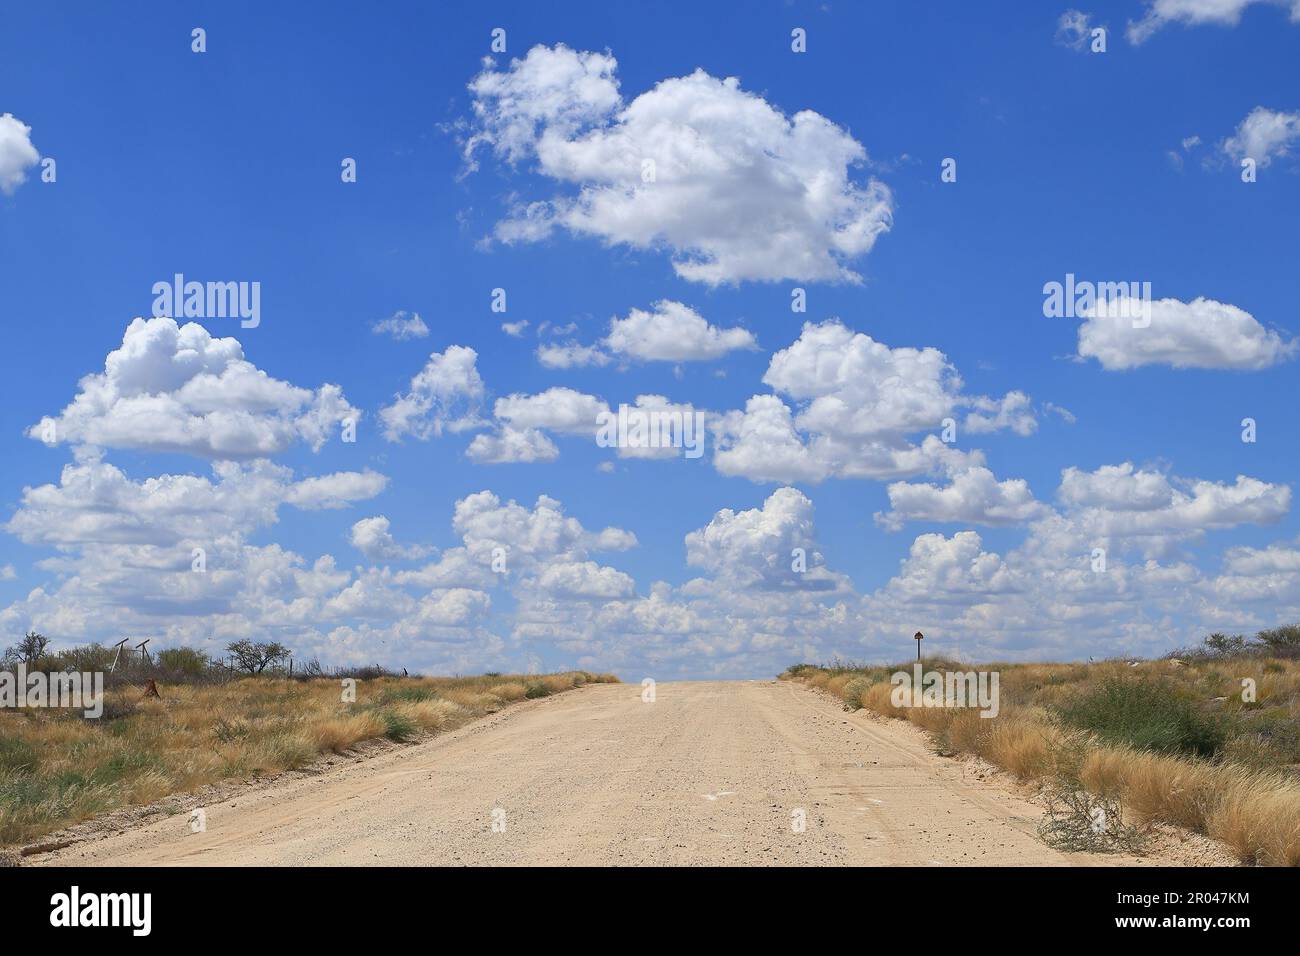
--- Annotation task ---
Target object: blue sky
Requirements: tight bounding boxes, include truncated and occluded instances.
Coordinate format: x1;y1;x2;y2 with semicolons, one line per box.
2;0;1299;677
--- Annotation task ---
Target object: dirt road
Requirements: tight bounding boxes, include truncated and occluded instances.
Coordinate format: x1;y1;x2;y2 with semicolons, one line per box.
35;681;1198;866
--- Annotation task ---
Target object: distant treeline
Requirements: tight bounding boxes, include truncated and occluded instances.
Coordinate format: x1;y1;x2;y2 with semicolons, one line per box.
1171;625;1300;660
1;632;416;684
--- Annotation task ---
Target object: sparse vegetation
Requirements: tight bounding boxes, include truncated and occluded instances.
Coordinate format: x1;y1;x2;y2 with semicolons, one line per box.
0;669;617;847
1037;783;1151;854
783;635;1300;866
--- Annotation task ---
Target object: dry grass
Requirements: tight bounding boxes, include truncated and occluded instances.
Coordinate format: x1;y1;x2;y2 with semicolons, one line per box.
783;657;1300;865
0;670;617;847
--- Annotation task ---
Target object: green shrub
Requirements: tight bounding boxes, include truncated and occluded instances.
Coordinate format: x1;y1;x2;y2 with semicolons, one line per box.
841;677;871;711
377;709;417;742
1057;677;1229;758
157;647;209;675
524;682;550;699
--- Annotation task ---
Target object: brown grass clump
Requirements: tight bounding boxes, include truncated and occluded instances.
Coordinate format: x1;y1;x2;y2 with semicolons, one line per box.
309;711;389;753
1206;776;1300;866
861;681;907;718
982;713;1061;780
0;670;616;848
488;682;528;702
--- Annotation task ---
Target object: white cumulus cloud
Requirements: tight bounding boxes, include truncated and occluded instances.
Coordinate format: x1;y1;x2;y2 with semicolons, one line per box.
465;426;559;464
465;44;893;285
349;516;432;561
604;301;756;362
1077;296;1296;370
1221;106;1300;167
379;345;487;441
877;466;1052;531
29;318;358;459
713;321;1030;483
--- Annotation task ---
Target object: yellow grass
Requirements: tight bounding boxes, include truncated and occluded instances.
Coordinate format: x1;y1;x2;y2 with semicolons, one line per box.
0;670;617;848
784;658;1300;865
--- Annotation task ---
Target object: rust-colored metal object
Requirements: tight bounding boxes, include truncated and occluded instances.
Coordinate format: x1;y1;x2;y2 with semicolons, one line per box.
142;679;160;698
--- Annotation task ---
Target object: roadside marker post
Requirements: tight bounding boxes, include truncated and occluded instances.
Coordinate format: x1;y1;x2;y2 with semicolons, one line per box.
915;631;923;662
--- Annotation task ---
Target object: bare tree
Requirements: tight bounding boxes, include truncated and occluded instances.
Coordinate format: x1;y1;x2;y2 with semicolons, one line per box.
5;631;51;666
225;639;291;675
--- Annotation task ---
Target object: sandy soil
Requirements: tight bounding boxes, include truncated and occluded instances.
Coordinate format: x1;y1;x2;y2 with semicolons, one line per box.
32;680;1233;866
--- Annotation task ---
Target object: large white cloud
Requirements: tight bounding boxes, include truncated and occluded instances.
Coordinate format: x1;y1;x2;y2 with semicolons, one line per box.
879;531;1021;603
712;395;837;483
763;321;958;436
684;487;849;592
379;345;487;441
713;321;1031;483
1077;296;1296;370
0;113;40;196
466;44;894;285
29;318;360;458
